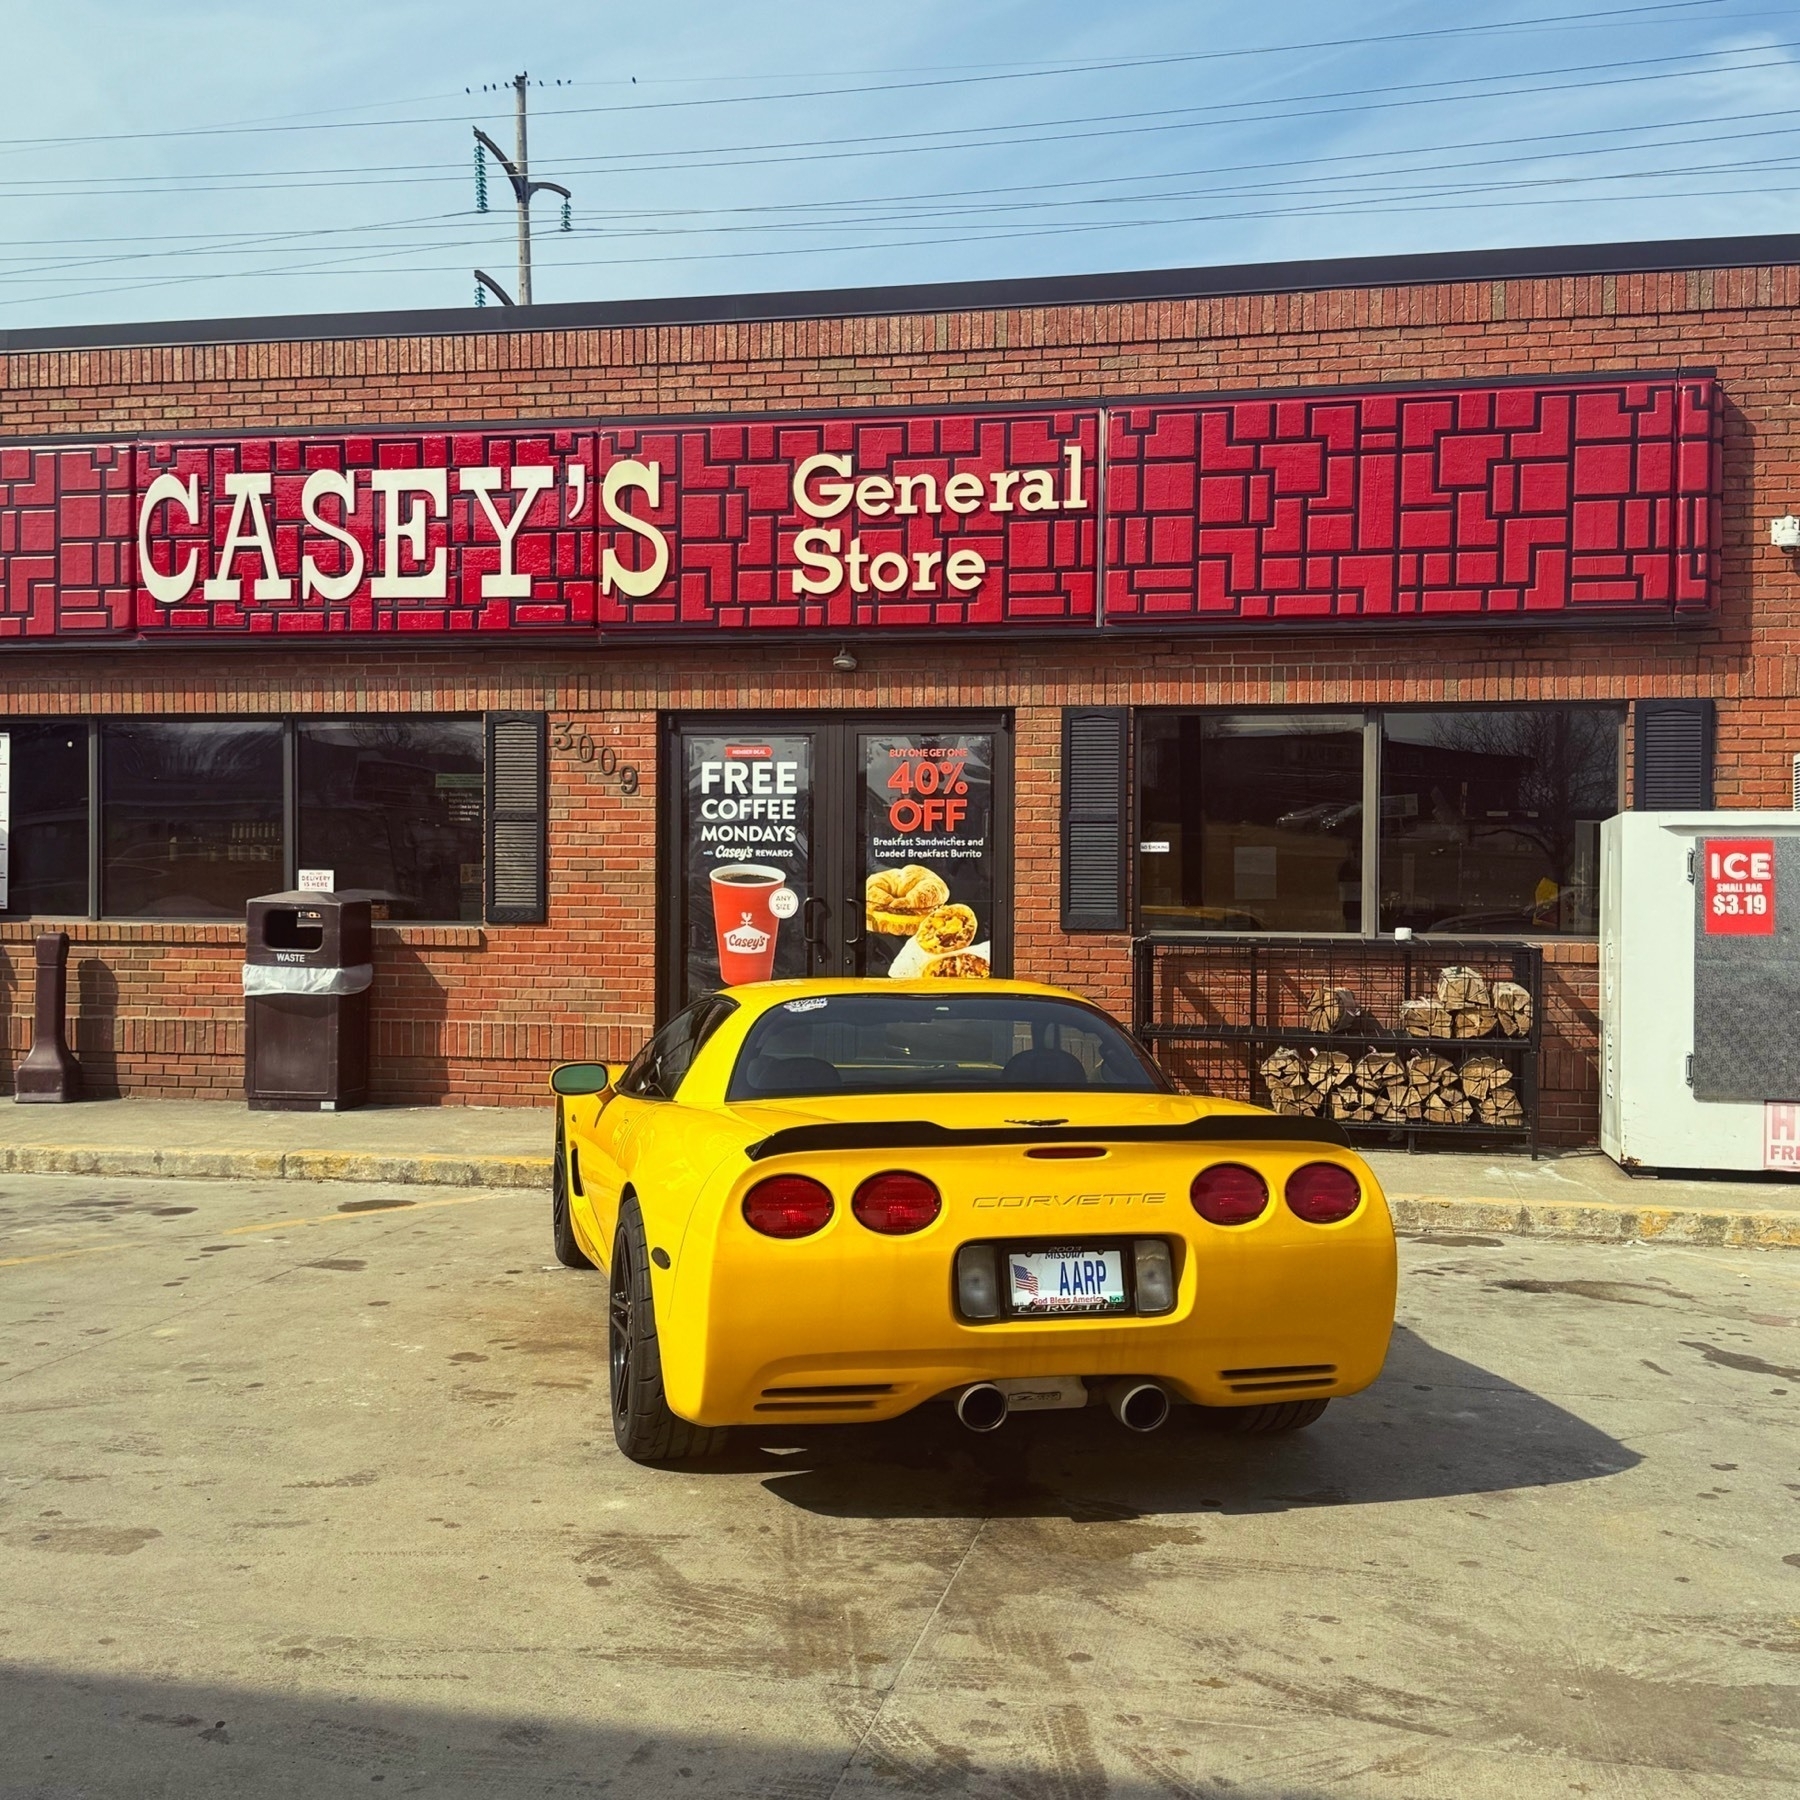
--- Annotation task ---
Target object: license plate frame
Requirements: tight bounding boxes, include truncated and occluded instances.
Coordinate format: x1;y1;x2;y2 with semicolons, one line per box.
1002;1243;1131;1318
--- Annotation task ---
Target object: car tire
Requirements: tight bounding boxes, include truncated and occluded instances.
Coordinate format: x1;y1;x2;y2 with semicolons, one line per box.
551;1109;595;1270
609;1198;726;1465
1198;1398;1330;1435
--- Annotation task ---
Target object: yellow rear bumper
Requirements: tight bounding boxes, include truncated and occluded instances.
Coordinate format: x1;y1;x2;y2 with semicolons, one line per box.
658;1180;1397;1426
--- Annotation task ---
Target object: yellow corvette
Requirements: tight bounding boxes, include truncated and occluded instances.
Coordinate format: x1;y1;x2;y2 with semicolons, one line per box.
550;979;1396;1464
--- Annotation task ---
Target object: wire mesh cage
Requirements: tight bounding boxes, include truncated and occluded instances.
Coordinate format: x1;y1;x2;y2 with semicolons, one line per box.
1132;935;1542;1154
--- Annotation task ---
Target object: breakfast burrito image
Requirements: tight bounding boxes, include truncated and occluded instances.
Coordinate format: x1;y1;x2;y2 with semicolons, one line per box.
887;935;992;981
923;948;992;980
865;865;951;936
914;903;977;956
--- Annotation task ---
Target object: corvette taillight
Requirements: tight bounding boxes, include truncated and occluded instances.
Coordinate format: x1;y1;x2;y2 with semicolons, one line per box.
852;1171;942;1235
1189;1163;1270;1226
1285;1162;1361;1224
742;1175;834;1238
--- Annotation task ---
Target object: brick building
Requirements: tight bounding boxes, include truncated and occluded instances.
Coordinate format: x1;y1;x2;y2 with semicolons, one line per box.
2;233;1794;1145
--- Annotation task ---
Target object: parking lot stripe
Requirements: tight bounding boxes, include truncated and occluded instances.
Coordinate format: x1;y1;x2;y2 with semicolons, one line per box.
0;1242;130;1270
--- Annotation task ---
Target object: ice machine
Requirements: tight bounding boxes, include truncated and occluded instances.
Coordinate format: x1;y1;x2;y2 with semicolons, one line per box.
1601;810;1800;1172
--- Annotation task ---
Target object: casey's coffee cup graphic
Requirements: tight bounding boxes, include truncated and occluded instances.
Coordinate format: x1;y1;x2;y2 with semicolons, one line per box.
709;863;786;984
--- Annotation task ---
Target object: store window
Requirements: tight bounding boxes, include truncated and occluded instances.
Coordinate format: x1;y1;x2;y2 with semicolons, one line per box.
6;713;501;925
0;723;89;917
297;720;484;922
1136;706;1621;938
1380;709;1619;935
1138;713;1366;933
102;722;283;918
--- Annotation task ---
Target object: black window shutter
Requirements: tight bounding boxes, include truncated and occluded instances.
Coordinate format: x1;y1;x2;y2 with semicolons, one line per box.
1633;700;1714;810
1061;707;1130;931
486;711;548;923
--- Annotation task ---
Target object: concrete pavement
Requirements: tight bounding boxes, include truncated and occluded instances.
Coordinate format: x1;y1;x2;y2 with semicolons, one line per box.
5;1095;1799;1246
0;1166;1797;1796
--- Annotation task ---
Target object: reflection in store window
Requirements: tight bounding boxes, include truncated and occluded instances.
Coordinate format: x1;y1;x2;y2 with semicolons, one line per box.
102;722;283;918
1379;709;1619;935
1;723;89;917
1138;713;1365;933
297;720;485;922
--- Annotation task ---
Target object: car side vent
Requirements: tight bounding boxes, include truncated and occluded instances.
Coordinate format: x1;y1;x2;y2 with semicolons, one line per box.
486;711;547;924
1633;699;1714;811
754;1382;897;1412
1220;1362;1337;1394
1062;706;1129;932
758;1384;898;1397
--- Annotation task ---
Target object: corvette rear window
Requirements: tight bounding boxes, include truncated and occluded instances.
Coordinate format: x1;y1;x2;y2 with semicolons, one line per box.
727;995;1168;1101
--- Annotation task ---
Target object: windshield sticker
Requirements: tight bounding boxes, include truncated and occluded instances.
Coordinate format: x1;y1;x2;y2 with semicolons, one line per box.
783;996;829;1013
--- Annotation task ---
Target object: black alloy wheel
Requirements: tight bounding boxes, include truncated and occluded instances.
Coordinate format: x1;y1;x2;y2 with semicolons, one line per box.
551;1108;594;1270
607;1198;726;1465
1198;1397;1330;1435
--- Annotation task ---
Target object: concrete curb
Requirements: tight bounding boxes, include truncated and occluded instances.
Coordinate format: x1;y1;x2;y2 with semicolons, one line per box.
1387;1193;1800;1249
0;1145;548;1191
3;1142;1797;1246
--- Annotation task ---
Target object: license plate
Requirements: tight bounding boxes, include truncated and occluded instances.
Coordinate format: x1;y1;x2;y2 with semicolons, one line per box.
1006;1247;1128;1316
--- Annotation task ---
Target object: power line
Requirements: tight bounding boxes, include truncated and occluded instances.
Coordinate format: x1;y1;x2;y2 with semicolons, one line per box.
0;0;1750;154
3;39;1800;207
4;148;1796;308
4;108;1798;292
10;121;1800;286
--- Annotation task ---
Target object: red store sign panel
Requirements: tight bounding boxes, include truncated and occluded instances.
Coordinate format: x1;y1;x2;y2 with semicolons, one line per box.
0;376;1718;643
1106;378;1718;620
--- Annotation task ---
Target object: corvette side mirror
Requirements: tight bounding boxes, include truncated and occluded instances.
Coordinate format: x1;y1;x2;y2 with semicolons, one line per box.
549;1061;615;1098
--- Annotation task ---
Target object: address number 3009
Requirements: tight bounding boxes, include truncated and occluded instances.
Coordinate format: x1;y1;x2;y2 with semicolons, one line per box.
552;722;640;795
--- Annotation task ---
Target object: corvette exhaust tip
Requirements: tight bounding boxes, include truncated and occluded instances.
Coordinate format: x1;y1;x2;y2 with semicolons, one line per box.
1106;1380;1171;1433
954;1382;1009;1432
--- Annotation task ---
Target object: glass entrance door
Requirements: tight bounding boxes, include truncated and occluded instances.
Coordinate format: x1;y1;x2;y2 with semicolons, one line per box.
664;714;1010;1013
673;729;817;1000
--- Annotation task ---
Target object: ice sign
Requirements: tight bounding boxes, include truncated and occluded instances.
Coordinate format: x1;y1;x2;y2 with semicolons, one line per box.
1702;838;1776;937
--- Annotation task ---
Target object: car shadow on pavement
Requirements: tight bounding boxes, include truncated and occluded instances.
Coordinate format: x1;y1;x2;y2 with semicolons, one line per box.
0;1663;1348;1800
713;1324;1641;1519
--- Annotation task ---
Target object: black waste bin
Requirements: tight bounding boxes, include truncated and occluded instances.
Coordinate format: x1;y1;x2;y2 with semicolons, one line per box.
244;891;373;1112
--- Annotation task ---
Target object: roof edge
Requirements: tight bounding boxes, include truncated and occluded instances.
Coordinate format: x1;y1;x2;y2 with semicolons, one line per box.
5;232;1799;355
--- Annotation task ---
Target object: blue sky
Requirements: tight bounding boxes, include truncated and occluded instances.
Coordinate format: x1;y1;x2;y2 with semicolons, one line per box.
2;0;1798;327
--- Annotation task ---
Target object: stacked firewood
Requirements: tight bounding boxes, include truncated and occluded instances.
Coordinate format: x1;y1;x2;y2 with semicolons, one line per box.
1303;985;1365;1033
1398;967;1535;1041
1492;980;1534;1037
1259;1041;1523;1127
1459;1053;1525;1126
1256;965;1532;1128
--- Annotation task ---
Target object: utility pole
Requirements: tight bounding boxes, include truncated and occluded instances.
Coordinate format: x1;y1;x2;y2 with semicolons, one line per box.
472;72;571;308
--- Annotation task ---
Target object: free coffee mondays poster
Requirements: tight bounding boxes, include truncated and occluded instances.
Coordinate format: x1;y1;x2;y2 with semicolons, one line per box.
683;734;812;1001
862;733;994;980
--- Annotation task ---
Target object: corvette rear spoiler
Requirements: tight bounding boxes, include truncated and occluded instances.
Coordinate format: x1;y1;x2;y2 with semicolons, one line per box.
745;1115;1352;1162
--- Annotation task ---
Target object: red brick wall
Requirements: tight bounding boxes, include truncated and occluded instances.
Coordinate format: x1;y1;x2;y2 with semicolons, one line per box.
8;258;1800;1137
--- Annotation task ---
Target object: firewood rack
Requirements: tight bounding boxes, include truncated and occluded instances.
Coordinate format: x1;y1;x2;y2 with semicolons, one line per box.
1130;935;1544;1157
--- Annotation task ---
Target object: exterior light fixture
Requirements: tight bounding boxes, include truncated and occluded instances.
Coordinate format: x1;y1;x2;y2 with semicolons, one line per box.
1772;514;1800;549
831;646;858;673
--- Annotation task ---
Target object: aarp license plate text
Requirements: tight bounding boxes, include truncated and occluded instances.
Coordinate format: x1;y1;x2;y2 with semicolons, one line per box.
1007;1248;1127;1315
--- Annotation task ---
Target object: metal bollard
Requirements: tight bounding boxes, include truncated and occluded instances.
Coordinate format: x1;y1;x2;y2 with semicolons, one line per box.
14;930;81;1103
